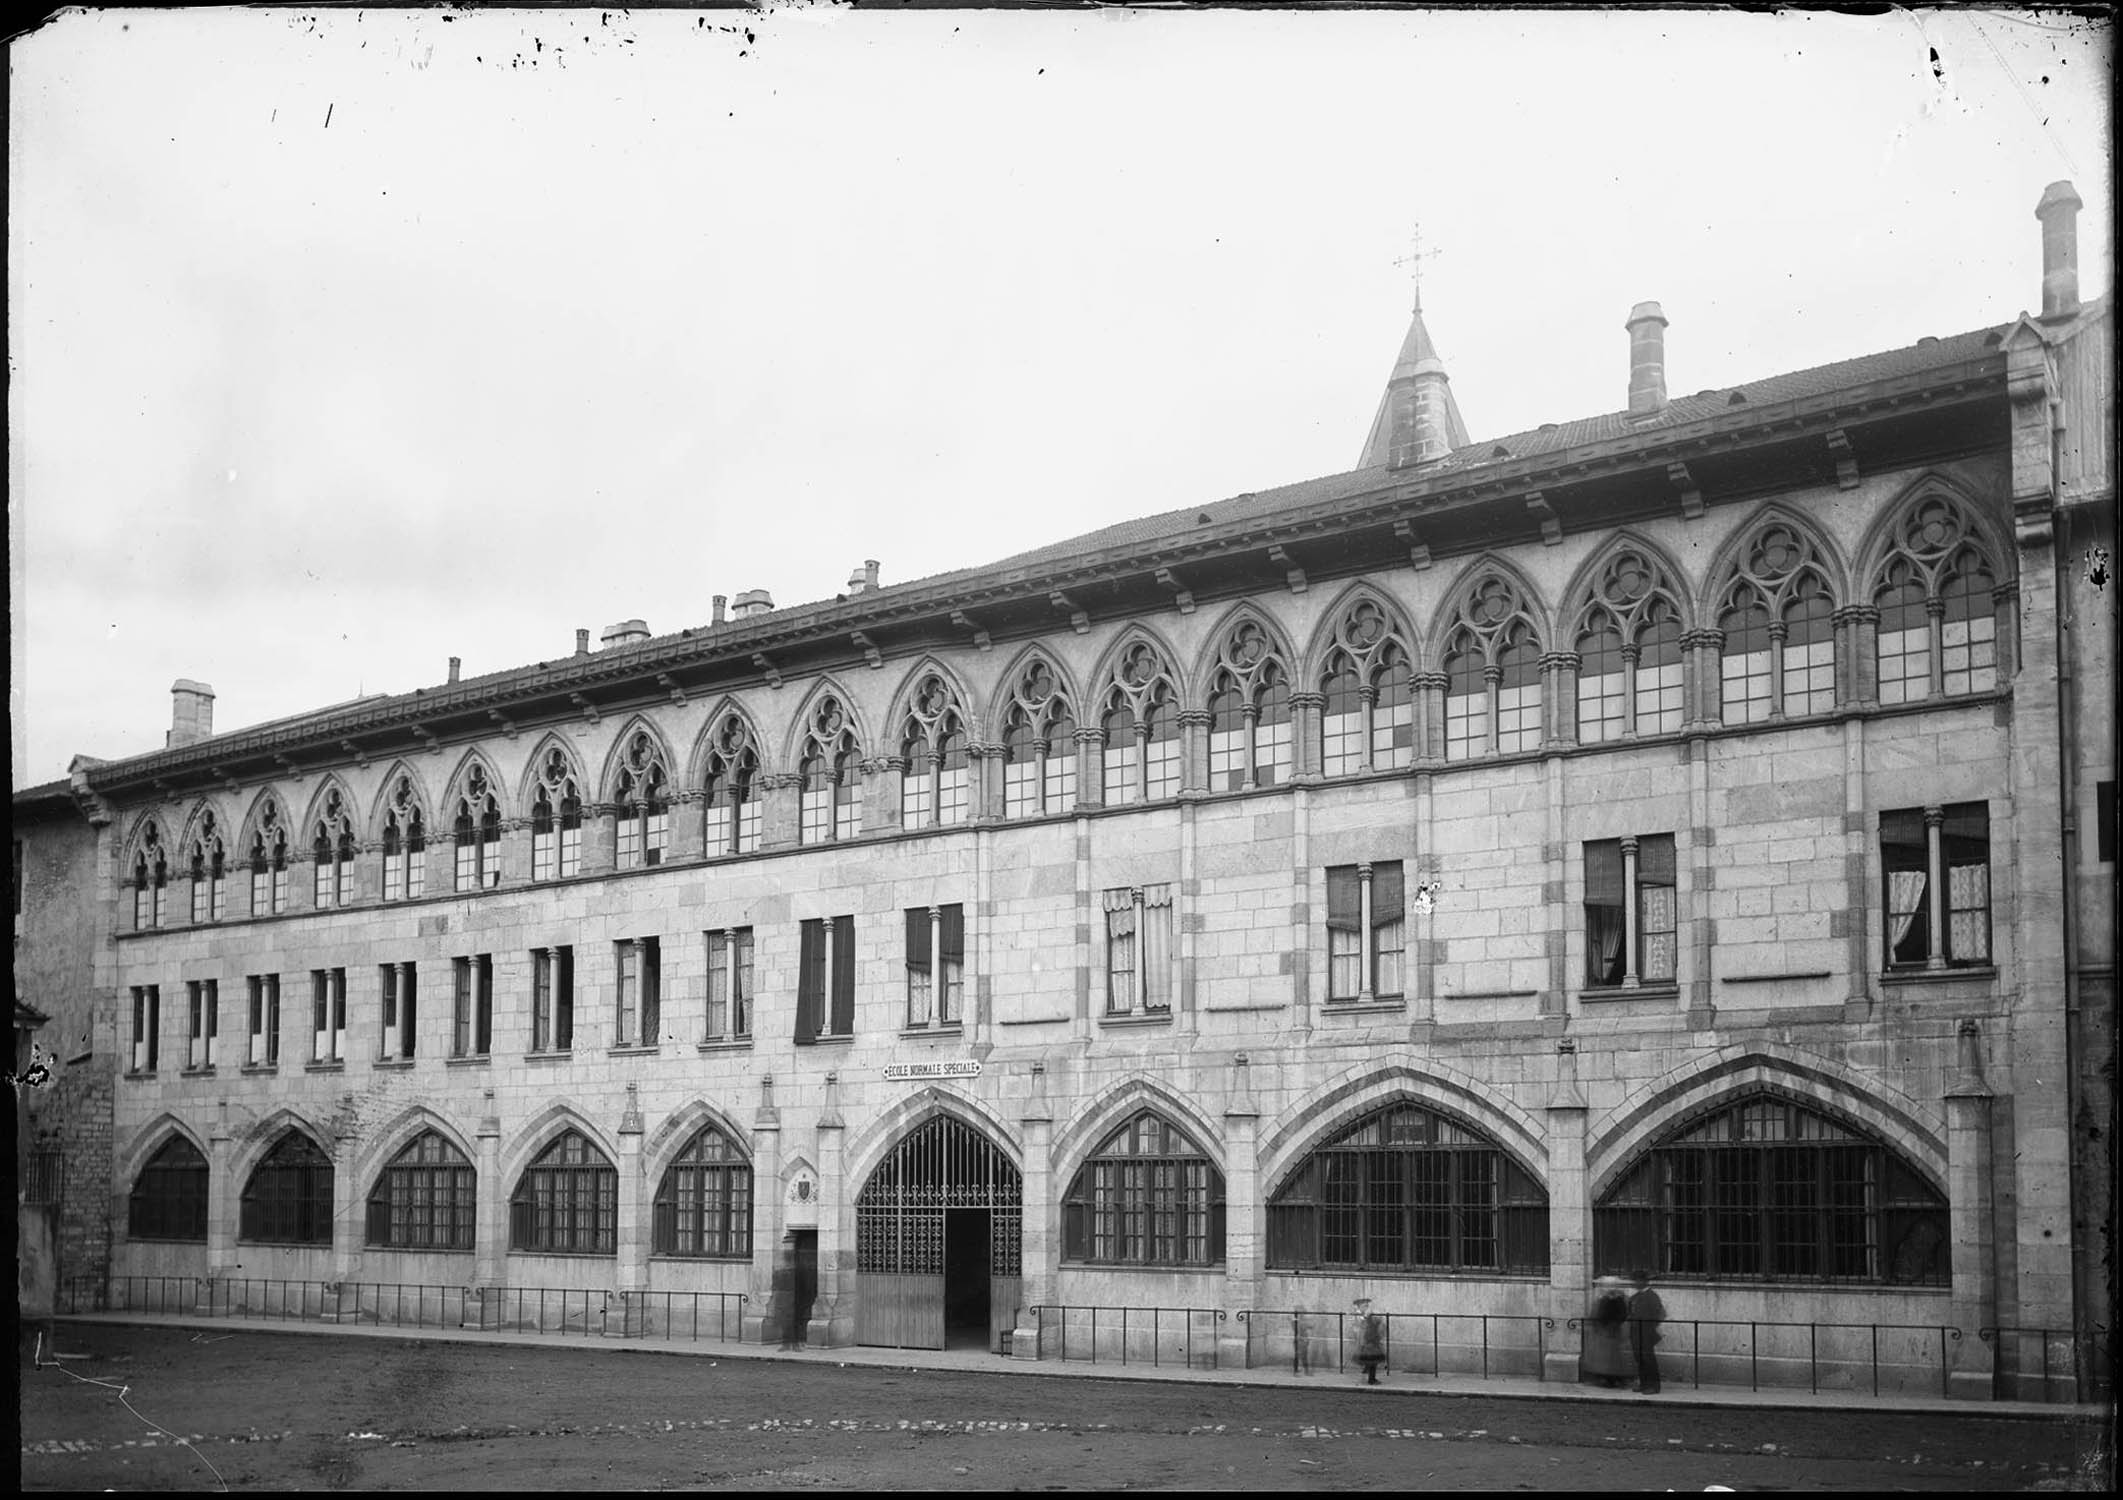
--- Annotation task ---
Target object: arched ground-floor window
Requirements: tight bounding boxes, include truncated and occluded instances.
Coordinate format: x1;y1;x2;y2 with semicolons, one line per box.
1594;1091;1948;1285
129;1135;209;1241
366;1131;477;1250
1062;1110;1225;1266
652;1124;753;1259
1266;1100;1548;1273
240;1131;334;1244
511;1130;617;1254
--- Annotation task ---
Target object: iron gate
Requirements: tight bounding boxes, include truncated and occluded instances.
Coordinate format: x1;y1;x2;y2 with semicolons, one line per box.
856;1115;1022;1350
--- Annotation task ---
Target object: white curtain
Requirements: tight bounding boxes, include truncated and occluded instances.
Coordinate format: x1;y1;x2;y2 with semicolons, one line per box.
1887;870;1927;952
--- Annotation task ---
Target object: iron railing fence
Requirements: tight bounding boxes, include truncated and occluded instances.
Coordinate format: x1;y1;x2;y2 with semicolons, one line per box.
1564;1316;1965;1398
62;1275;745;1344
1024;1305;1225;1370
1243;1310;1549;1382
1980;1326;2115;1405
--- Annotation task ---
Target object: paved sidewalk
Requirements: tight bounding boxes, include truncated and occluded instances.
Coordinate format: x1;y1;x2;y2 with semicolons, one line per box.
47;1311;2098;1421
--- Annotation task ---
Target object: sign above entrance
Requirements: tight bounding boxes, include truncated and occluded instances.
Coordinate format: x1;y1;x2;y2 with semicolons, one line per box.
882;1060;982;1082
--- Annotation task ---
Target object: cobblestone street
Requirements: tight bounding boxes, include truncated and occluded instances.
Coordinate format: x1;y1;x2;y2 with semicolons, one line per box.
20;1323;2110;1491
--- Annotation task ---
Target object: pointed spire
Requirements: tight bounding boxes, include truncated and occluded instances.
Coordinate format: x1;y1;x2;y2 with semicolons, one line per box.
1359;227;1470;469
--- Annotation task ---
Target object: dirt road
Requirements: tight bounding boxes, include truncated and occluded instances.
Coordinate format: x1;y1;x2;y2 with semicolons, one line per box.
19;1323;2109;1491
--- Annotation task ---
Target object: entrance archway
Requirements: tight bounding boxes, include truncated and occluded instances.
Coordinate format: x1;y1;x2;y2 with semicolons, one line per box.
856;1115;1022;1351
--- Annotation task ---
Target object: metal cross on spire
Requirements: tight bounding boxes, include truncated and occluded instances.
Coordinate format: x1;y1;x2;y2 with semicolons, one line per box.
1392;225;1442;314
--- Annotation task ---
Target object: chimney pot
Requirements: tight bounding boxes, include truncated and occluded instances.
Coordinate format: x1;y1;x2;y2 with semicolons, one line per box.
2036;179;2083;322
575;629;591;656
712;594;727;626
1625;300;1669;417
600;619;651;650
847;566;868;595
865;559;881;589
448;656;461;684
167;679;216;748
732;589;774;619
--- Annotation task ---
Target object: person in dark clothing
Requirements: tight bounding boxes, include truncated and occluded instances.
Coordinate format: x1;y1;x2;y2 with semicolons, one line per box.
1627;1269;1666;1394
1353;1299;1387;1386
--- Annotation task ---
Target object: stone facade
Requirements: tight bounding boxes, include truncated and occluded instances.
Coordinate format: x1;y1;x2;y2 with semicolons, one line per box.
20;185;2113;1400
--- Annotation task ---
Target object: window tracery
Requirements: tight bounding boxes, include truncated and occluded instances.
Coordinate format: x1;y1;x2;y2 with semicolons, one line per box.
612;732;670;869
1872;495;2001;705
702;714;761;856
312;789;356;908
1100;640;1181;805
530;747;584;880
1207;618;1293;790
247;801;289;916
381;775;427;902
1320;597;1416;776
899;671;971;828
1717;520;1838;723
1001;658;1078;818
188;811;227;924
453;763;503;891
1575;547;1684;743
799;695;863;845
1442;573;1543;760
133;819;170;930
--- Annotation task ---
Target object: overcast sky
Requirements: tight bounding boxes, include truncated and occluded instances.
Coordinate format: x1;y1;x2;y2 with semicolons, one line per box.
9;4;2112;786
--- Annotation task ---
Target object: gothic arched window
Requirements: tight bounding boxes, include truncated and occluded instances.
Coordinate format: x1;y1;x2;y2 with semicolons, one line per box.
612;732;670;870
651;1123;754;1259
702;715;761;857
130;820;170;931
510;1130;617;1254
1716;521;1839;724
1320;597;1416;776
1595;1091;1948;1286
530;748;584;880
1442;575;1543;761
312;789;356;908
1575;547;1685;743
129;1135;208;1241
900;672;971;829
1001;659;1077;818
1100;641;1181;806
1873;496;2002;706
799;696;863;845
239;1131;334;1245
247;803;289;917
366;1130;476;1251
1207;619;1292;790
453;764;504;891
1062;1110;1225;1267
1267;1100;1549;1273
381;776;427;902
188;812;227;924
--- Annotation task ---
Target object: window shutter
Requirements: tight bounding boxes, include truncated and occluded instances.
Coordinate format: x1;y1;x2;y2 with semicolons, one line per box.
1584;840;1624;905
1371;862;1405;926
830;914;856;1034
940;903;965;963
905;907;931;970
1637;833;1676;886
366;1193;390;1246
797;921;824;1041
1326;866;1360;933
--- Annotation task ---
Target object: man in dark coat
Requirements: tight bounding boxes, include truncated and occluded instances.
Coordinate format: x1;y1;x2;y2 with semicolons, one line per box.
1627;1269;1666;1394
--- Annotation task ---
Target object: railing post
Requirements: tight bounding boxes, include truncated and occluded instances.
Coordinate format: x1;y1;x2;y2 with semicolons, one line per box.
1809;1323;1819;1395
1750;1322;1758;1391
1871;1323;1881;1397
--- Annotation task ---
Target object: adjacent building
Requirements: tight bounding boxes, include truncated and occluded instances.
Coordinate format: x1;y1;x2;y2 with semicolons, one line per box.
18;183;2113;1398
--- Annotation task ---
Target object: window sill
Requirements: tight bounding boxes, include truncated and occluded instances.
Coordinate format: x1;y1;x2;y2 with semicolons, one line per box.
1880;966;1997;986
365;1242;475;1255
445;1055;491;1069
240;1062;280;1076
607;1043;662;1058
372;1057;416;1071
124;1069;157;1080
304;1060;346;1074
1098;1010;1174;1029
899;1023;966;1038
697;1037;753;1053
181;1066;216;1079
648;1251;754;1264
1579;984;1680;1004
1322;997;1407;1017
523;1049;574;1064
505;1247;619;1259
1269;1266;1551;1282
796;1032;856;1048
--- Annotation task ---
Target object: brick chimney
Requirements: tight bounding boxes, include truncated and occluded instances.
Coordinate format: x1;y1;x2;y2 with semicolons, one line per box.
712;594;728;626
2036;180;2083;322
1626;301;1669;417
575;628;591;656
447;656;462;684
168;680;215;748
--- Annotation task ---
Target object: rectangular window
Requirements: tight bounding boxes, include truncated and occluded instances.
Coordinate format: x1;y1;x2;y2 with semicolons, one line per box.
1104;729;1141;807
130;984;159;1073
615;937;662;1047
800;781;831;845
1883;803;1989;970
246;973;280;1065
378;962;418;1060
706;928;754;1040
531;946;574;1053
310;967;347;1063
1144;735;1181;801
452;954;493;1057
795;915;856;1043
1325;863;1408;1001
1103;886;1173;1016
186;979;217;1070
904;903;966;1028
1584;834;1678;988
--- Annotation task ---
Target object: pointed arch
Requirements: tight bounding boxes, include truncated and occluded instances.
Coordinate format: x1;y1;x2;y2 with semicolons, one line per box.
498;1101;621;1189
1423;551;1554;666
1050;1074;1227;1181
1087;624;1186;806
1557;527;1698;636
296;774;362;848
1703;504;1847;726
172;797;231;859
1198;601;1300;790
884;654;984;745
778;673;872;772
646;1101;756;1260
305;776;360;908
788;676;869;845
992;645;1084;819
352;1103;480;1187
891;655;979;830
513;732;588;820
174;799;231;923
1309;581;1422;777
844;1087;1024;1193
230;1106;335;1182
518;733;588;881
119;1112;212;1187
1586;1045;1946;1202
984;642;1086;734
644;1098;756;1184
121;806;173;871
1851;468;2012;593
1702;500;1852;608
439;745;506;813
1300;578;1423;682
595;713;679;807
1429;553;1550;760
441;749;506;890
1854;471;2013;707
690;698;766;858
367;760;433;843
1261;1057;1551;1192
1085;620;1189;708
684;695;775;787
1560;530;1694;744
1189;599;1299;697
235;786;292;854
